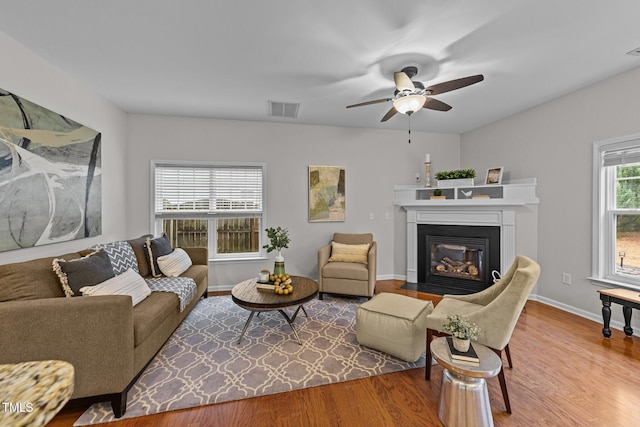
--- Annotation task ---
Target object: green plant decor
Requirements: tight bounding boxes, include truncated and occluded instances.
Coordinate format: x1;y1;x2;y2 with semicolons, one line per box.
433;189;443;196
442;314;481;340
434;168;476;180
263;226;290;253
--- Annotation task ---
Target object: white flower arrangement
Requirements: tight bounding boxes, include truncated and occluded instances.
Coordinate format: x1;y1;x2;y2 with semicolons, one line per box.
442;314;481;340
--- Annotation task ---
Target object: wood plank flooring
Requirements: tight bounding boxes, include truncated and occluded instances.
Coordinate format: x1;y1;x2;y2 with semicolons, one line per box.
48;280;640;426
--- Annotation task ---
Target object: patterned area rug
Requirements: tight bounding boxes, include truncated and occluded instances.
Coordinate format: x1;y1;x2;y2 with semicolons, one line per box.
75;295;426;425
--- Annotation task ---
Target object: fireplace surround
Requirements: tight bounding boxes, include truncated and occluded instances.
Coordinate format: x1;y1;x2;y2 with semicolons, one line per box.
394;178;539;288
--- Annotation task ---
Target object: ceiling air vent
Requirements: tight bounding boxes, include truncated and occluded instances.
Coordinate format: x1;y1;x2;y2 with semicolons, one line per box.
269;101;300;118
626;46;640;56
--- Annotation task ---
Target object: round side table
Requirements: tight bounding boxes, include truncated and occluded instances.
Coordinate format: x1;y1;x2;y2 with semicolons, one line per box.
431;337;502;427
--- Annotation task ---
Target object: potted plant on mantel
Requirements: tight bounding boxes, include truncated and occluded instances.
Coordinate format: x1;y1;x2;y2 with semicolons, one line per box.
435;168;476;188
442;314;481;352
430;189;446;200
263;226;290;276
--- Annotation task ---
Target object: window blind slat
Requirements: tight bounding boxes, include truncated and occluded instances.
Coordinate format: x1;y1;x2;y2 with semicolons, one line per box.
155;165;263;214
603;142;640;167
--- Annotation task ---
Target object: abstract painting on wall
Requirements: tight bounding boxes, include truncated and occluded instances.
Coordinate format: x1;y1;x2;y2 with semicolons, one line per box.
308;165;345;222
0;89;101;252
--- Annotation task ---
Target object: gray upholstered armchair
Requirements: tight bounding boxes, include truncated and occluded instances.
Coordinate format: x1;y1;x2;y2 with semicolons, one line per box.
317;233;377;300
425;255;540;413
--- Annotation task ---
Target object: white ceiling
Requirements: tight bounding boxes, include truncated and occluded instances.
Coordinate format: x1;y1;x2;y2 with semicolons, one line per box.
2;0;640;134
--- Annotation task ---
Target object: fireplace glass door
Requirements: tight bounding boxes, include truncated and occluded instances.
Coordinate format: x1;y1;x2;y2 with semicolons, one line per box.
430;238;485;282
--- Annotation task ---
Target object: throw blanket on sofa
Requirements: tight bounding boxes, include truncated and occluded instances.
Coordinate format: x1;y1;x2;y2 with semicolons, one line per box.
145;277;197;312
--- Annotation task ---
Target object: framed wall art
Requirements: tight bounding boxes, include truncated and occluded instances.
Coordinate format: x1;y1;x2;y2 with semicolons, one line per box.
0;88;102;252
308;166;345;222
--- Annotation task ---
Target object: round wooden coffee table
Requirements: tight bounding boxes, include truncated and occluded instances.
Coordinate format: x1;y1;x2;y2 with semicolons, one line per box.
231;276;319;345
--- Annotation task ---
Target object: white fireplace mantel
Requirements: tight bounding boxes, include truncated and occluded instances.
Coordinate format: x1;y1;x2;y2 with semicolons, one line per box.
393;178;538;283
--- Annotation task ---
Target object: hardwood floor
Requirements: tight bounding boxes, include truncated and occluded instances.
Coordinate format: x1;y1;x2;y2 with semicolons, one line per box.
48;280;640;426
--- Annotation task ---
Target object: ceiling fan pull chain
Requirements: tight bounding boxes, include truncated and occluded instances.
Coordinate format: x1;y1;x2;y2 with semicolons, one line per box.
408;115;411;143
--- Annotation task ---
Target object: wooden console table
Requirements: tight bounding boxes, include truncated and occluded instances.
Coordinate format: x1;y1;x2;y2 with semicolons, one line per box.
597;288;640;338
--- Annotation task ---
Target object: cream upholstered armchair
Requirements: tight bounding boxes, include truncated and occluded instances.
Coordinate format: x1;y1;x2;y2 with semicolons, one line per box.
317;233;377;300
425;255;540;413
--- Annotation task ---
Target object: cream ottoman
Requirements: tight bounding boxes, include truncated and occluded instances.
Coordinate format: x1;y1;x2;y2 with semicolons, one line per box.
356;293;434;362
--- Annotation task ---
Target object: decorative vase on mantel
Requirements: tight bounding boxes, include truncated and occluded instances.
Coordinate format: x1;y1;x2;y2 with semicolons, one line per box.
452;337;471;352
273;250;286;276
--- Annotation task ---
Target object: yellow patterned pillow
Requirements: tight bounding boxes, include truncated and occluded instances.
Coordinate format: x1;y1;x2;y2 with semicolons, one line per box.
328;242;370;264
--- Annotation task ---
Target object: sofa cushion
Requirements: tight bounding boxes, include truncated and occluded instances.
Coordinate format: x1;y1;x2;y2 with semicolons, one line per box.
132;291;179;346
180;264;209;288
53;250;116;297
157;248;192;277
144;234;173;277
95;241;139;275
328;242;370;265
80;269;151;306
127;234;154;277
322;261;369;281
0;253;80;301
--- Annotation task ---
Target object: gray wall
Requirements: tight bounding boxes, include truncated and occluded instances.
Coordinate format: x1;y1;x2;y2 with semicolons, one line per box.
0;31;128;265
126;115;460;288
461;66;640;330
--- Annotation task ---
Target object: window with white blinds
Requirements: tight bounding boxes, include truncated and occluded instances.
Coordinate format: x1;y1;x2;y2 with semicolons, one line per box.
154;165;263;217
152;161;265;260
592;135;640;289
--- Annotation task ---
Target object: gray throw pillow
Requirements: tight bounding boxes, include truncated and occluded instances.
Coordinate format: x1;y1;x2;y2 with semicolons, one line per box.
92;241;139;275
144;234;173;277
52;250;116;297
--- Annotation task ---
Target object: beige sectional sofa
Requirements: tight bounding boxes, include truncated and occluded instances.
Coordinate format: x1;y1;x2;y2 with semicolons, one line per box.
0;235;209;418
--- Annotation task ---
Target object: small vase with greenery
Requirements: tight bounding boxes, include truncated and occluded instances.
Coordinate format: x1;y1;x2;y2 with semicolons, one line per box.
442;314;481;352
263;227;290;275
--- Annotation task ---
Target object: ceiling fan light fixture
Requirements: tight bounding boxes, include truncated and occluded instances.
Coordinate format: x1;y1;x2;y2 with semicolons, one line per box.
393;94;426;115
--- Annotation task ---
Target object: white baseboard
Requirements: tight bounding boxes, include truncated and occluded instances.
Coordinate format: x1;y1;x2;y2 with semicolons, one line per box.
208;284;234;292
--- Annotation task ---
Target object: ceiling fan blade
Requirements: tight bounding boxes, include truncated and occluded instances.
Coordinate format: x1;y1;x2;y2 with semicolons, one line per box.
425;74;484;95
346;98;392;108
423;98;452;112
380;107;398;122
394;72;415;92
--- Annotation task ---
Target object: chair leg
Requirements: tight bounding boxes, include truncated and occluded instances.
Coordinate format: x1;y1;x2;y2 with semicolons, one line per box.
318;292;324;300
425;328;433;380
497;364;512;414
504;343;513;368
491;348;512;413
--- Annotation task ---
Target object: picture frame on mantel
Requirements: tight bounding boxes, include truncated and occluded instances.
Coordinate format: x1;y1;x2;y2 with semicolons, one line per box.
485;167;504;185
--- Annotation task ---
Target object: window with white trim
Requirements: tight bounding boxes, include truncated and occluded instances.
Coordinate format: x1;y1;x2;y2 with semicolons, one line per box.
152;161;265;260
593;135;640;288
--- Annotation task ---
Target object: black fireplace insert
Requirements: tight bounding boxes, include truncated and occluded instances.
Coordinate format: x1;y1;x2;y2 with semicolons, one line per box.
417;224;500;293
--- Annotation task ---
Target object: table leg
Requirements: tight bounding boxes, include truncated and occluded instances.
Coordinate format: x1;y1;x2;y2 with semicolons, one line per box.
601;299;612;338
290;304;308;323
623;305;634;336
278;309;302;345
237;311;256;344
439;369;494;427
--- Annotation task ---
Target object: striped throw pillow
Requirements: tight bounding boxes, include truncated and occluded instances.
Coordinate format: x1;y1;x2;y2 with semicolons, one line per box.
80;269;151;306
328;242;370;265
157;248;193;277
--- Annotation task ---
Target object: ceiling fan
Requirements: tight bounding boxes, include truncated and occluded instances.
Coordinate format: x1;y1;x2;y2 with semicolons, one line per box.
346;66;484;122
